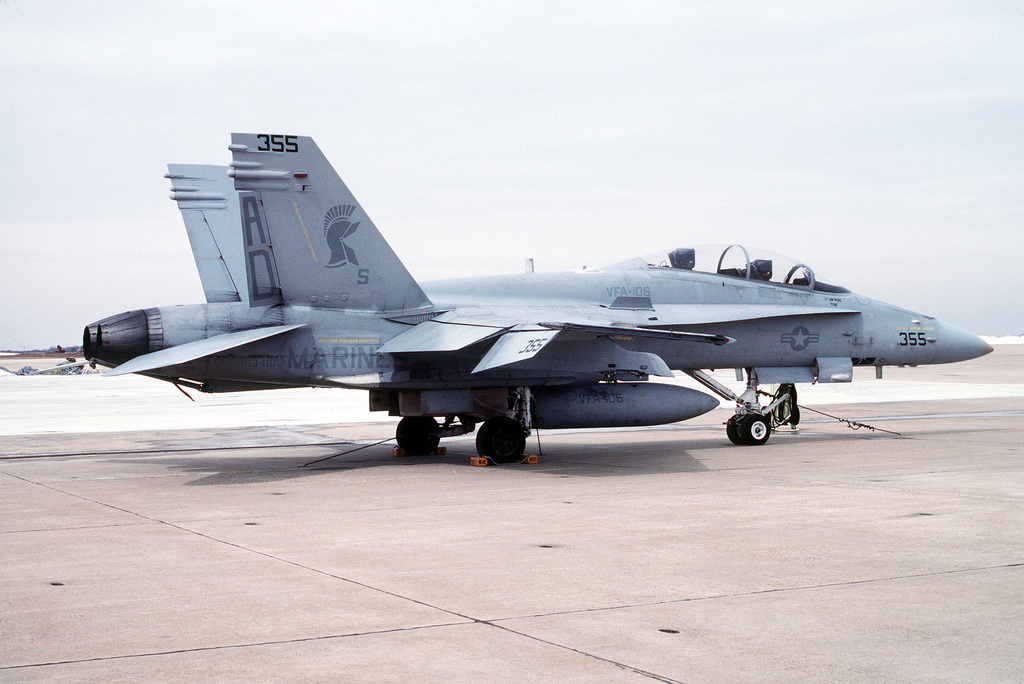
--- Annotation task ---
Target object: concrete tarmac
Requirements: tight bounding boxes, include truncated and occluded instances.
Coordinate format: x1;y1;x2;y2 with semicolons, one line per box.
2;350;1023;682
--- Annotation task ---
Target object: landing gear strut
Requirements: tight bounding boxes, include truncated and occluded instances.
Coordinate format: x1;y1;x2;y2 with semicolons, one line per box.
394;388;534;463
686;369;797;447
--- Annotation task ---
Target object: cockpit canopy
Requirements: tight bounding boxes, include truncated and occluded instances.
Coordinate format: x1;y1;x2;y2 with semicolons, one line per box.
637;244;850;294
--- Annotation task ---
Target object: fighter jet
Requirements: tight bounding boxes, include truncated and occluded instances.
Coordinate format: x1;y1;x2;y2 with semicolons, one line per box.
83;134;993;461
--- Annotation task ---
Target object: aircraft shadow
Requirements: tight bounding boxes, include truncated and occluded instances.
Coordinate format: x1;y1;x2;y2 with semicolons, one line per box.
114;437;715;485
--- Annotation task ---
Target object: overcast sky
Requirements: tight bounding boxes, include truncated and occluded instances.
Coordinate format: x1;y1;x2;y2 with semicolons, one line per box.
2;1;1022;349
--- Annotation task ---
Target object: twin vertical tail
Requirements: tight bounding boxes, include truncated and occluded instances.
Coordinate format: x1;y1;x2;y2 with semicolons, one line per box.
228;133;432;313
166;164;247;304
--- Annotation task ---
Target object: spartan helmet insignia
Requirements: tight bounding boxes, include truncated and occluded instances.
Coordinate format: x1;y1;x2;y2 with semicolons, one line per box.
323;204;360;268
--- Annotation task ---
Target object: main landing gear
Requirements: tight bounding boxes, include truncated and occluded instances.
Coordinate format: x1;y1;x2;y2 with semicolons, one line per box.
474;387;532;463
393;388;533;463
395;415;475;455
475;416;527;464
395;416;442;455
686;369;799;447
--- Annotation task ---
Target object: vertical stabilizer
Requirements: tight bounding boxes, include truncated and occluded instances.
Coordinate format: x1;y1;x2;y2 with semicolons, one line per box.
166;164;246;304
228;134;432;313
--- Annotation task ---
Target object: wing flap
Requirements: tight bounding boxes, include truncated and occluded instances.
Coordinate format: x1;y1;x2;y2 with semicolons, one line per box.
472;327;561;373
105;324;306;377
378;319;508;354
471;327;674;377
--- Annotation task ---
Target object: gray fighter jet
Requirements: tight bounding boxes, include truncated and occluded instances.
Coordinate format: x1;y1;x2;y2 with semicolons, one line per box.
84;134;993;461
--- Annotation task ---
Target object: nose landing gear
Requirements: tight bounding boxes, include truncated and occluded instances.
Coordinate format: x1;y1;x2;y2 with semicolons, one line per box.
686;369;798;446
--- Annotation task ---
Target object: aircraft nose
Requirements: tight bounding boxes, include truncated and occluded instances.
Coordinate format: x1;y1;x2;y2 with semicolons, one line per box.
932;321;993;364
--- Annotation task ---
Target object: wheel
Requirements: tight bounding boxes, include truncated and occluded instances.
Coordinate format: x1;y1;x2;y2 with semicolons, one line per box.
726;416;744;445
396;416;440;455
475;417;526;464
741;415;771;446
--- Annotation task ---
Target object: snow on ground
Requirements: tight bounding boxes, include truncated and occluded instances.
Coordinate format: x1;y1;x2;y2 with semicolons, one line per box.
3;362;1024;436
0;374;394;436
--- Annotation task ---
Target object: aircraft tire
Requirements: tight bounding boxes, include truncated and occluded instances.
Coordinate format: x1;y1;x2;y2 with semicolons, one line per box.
726;416;745;445
476;417;526;464
741;415;771;446
396;416;441;455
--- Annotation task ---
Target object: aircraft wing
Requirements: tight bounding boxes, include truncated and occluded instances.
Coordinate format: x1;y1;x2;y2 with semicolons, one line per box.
375;301;856;378
378;316;508;353
467;322;727;376
374;306;732;378
104;324;306;377
471;325;562;373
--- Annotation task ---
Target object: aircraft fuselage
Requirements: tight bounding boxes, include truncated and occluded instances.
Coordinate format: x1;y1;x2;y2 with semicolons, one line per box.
85;266;989;392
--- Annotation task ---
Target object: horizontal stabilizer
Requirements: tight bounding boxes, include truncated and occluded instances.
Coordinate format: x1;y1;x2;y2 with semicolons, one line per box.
105;324;306;377
378;319;507;354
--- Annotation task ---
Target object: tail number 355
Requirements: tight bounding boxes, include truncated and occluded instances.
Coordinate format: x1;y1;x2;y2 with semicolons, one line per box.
899;332;927;346
256;134;299;153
